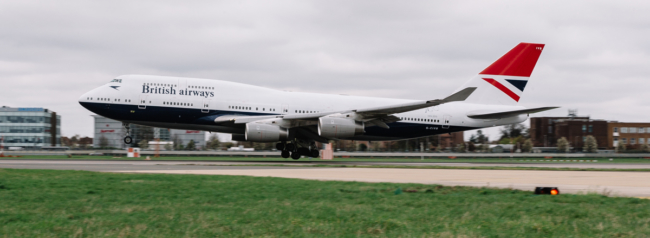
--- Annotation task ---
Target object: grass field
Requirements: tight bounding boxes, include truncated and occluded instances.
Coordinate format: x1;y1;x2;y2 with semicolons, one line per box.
4;154;650;164
1;169;649;237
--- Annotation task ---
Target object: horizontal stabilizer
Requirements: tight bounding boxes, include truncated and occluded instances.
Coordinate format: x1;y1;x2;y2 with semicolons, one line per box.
467;106;558;119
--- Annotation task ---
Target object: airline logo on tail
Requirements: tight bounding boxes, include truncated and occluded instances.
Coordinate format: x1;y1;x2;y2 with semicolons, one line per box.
478;43;544;102
481;78;524;102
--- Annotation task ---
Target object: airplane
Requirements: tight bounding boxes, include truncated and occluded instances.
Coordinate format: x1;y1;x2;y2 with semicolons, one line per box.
79;42;557;159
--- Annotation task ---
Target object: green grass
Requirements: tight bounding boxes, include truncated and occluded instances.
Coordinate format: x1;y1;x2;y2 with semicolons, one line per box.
1;169;649;237
5;155;650;164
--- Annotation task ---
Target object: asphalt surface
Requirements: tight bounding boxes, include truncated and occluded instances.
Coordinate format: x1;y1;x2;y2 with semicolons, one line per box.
0;160;309;171
1;160;650;197
3;159;650;169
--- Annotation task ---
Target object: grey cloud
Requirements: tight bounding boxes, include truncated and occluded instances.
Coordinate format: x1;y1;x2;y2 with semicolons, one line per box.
1;0;649;139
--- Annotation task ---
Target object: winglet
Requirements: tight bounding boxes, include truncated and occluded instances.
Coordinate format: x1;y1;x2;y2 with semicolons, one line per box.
439;87;477;102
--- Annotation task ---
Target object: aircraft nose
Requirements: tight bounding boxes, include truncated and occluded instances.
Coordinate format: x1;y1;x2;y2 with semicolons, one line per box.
78;91;93;109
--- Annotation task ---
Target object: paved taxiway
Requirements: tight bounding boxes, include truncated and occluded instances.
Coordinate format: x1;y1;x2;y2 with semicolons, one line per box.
1;159;649;197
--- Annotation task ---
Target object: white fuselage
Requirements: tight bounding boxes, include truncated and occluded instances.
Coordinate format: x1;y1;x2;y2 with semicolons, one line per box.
79;75;527;141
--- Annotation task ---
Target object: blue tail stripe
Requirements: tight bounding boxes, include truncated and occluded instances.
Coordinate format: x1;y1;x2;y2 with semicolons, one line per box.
505;79;528;91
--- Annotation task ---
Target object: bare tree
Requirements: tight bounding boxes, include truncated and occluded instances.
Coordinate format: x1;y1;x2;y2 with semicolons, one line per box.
456;143;466;153
206;134;220;150
583;135;598;153
616;142;626;153
138;139;149;149
172;135;183;150
468;142;476;152
98;135;109;148
163;143;173;151
186;140;196;151
499;124;528;140
557;137;569;153
640;144;650;153
482;144;491;153
470;130;489;144
522;139;533;153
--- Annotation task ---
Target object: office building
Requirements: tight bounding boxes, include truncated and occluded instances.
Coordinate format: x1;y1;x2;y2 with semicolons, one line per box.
530;116;608;149
608;122;650;149
531;112;650;150
0;106;61;149
93;115;205;149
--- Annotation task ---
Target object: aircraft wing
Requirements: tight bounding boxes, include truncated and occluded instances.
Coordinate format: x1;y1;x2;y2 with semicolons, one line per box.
354;87;477;116
467;106;559;119
214;87;477;126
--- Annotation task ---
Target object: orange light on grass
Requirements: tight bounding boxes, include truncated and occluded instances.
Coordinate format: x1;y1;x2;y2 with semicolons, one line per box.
550;189;559;195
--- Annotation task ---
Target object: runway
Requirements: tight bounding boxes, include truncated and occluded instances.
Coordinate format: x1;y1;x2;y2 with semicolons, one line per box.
1;159;649;197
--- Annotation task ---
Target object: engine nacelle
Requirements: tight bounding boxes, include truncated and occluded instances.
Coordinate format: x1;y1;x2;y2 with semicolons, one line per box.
318;117;365;138
245;123;289;142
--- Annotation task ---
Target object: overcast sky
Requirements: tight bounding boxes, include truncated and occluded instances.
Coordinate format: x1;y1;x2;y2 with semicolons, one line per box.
1;0;649;141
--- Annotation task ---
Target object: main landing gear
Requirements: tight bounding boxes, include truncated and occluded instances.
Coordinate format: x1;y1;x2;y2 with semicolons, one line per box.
277;141;319;160
123;123;133;144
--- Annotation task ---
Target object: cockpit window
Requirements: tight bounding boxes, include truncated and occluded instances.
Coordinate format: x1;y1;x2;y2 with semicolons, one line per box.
110;79;122;83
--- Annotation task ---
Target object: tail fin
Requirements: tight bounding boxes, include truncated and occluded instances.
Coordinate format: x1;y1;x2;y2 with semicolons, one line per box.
456;42;545;105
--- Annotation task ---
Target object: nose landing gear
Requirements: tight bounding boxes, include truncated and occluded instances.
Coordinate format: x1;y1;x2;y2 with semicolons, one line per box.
123;123;133;144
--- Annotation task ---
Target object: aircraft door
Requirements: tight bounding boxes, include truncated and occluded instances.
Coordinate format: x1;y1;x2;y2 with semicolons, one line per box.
442;115;451;129
138;95;148;109
281;104;289;114
178;79;187;89
202;99;211;113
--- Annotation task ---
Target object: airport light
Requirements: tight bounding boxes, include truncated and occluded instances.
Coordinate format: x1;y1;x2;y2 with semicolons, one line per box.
534;187;560;195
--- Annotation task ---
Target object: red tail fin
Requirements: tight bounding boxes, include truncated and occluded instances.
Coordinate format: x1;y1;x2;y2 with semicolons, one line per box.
480;43;545;77
455;42;545;106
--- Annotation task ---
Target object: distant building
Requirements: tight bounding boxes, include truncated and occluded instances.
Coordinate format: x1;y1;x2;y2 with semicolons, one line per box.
173;130;206;150
531;114;650;150
61;136;93;149
92;115;206;149
530;116;589;147
93;115;125;149
0;106;61;149
439;131;464;148
227;145;254;151
531;116;608;149
608;123;650;149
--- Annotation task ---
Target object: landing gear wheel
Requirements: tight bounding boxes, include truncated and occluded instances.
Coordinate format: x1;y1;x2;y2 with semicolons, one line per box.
122;122;132;145
276;143;285;151
291;151;301;160
285;143;295;151
310;149;320;158
281;150;290;158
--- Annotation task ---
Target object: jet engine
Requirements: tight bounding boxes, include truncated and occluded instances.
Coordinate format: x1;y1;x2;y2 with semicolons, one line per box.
245;123;289;142
318;117;365;138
